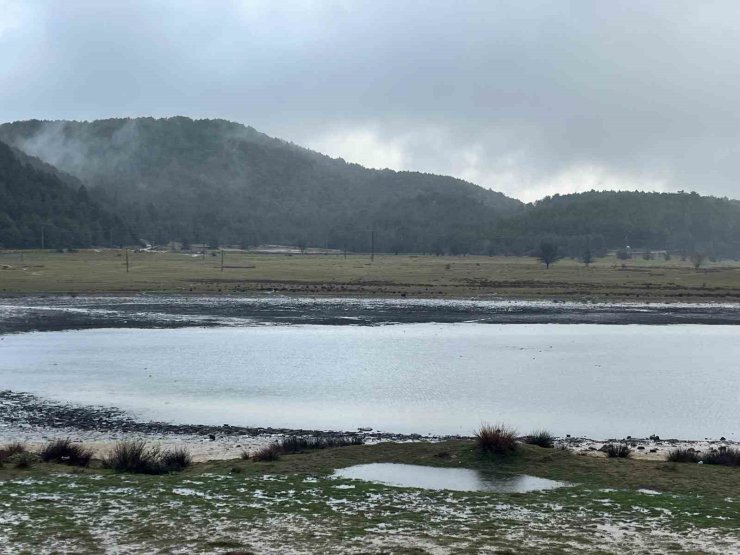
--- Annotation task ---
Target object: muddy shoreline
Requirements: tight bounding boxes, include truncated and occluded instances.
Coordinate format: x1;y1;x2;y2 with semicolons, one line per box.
0;390;433;442
2;295;738;461
2;390;736;462
2;294;740;335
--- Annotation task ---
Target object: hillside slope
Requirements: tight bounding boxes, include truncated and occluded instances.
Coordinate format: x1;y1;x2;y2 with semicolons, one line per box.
2;117;739;258
496;191;740;258
0;117;522;253
0;140;133;249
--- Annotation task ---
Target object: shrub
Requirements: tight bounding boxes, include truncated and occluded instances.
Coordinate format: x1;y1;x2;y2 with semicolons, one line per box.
11;452;37;469
239;449;251;460
105;440;160;474
701;447;740;467
104;440;191;474
279;435;363;453
160;447;192;472
524;430;555;449
279;435;314;453
605;443;631;458
322;435;364;448
666;448;699;463
245;435;364;461
40;439;92;467
476;423;518;455
251;443;281;462
0;442;27;463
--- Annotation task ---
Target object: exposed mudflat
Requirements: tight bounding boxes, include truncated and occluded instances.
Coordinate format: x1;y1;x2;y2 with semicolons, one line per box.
2;390;736;463
0;390;447;461
2;294;738;459
2;294;740;334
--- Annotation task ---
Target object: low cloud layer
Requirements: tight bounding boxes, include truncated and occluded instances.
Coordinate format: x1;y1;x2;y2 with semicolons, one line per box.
2;0;739;201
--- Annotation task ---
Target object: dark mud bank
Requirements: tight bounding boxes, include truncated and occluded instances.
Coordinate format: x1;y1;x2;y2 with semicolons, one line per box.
0;390;445;442
2;294;740;334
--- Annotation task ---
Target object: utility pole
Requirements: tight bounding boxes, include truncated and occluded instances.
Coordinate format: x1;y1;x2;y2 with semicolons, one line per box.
125;249;129;273
370;229;375;262
220;249;224;272
41;224;45;250
343;242;347;260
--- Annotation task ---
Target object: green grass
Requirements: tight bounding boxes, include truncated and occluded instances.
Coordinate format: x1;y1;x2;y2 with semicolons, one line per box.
0;441;738;553
2;249;740;300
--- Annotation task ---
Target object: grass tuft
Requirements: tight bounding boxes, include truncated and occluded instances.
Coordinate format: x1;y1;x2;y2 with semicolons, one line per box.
160;447;192;472
605;443;632;458
245;435;364;461
279;435;363;453
40;438;92;467
0;441;27;463
666;448;700;463
10;452;37;469
104;440;160;474
524;430;555;449
476;423;518;455
701;447;740;467
104;440;191;474
251;443;282;462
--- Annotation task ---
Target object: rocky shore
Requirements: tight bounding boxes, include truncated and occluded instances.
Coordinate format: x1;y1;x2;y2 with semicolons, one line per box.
0;390;453;461
2;389;735;463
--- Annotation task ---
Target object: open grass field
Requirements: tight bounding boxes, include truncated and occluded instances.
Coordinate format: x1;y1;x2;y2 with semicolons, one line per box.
0;440;738;553
2;249;740;300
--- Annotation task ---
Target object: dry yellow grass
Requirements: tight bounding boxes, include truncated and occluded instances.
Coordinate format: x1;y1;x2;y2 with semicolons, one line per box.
1;249;740;300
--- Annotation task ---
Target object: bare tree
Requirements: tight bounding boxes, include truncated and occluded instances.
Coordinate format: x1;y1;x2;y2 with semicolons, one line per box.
582;248;593;267
689;251;708;272
537;241;561;269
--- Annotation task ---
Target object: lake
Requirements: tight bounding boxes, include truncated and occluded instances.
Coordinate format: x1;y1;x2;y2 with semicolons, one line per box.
1;322;738;439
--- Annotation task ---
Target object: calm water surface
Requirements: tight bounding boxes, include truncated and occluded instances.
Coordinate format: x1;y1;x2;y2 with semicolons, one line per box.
333;463;569;493
1;323;738;439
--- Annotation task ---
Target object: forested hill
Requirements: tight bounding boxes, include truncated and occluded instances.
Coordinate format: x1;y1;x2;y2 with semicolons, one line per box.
0;140;134;249
0;117;523;254
1;117;739;257
495;191;740;259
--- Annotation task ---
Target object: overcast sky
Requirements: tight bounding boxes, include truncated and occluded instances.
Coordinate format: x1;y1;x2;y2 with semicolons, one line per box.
2;1;740;201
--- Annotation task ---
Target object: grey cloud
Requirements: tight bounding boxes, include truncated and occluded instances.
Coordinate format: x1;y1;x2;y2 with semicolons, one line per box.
2;0;740;200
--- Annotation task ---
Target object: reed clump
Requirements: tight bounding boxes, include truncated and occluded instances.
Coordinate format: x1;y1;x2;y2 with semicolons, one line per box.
104;440;191;474
250;443;282;462
523;430;555;449
700;447;740;467
476;423;518;455
605;443;631;458
40;439;93;467
666;448;699;463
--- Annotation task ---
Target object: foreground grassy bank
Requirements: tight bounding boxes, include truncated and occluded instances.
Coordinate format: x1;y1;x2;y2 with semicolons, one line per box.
1;440;738;553
2;249;740;301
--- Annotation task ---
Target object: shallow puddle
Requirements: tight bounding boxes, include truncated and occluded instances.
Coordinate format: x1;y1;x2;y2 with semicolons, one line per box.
332;463;570;493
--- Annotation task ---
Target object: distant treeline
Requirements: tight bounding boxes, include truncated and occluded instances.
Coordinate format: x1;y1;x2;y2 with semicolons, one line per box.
493;190;740;259
0;117;739;258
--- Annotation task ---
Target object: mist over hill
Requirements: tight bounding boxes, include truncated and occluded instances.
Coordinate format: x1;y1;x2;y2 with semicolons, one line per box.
0;139;133;249
0;117;522;254
1;117;739;258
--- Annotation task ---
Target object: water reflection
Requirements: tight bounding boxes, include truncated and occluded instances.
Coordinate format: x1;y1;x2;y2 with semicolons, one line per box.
333;463;569;493
1;323;739;438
